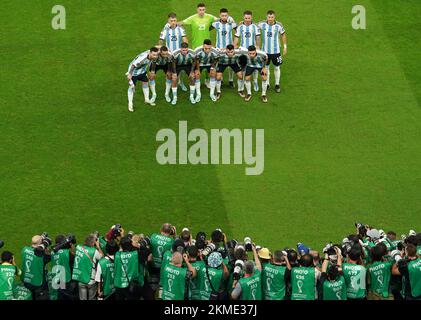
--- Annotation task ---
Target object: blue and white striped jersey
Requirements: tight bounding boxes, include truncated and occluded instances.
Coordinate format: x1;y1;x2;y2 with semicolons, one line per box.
172;48;196;65
155;52;173;66
258;21;286;54
218;48;245;65
128;51;151;76
235;23;260;49
243;49;268;68
194;46;220;66
211;20;237;49
160;25;187;52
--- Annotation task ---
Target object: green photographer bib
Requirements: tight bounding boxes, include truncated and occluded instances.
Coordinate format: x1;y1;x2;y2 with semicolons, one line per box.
343;263;367;299
98;257;115;297
114;251;139;289
322;275;347;300
13;283;32;300
159;250;173;286
150;233;174;269
368;261;392;298
190;260;205;300
408;258;421;297
51;249;71;283
21;246;44;286
161;264;188;300
239;269;262;300
291;267;316;300
199;265;224;300
417;246;421;256
0;265;17;300
262;264;286;300
72;245;96;284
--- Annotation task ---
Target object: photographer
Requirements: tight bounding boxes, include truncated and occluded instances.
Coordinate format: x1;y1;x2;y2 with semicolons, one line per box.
114;235;150;300
285;252;320;300
342;244;368;300
71;234;104;300
0;251;22;300
95;240;119;300
161;251;197;300
21;234;51;300
50;234;78;300
98;224;125;253
187;245;206;300
319;246;347;300
231;243;262;300
198;252;229;300
367;242;393;300
392;243;421;300
148;223;176;293
262;250;288;300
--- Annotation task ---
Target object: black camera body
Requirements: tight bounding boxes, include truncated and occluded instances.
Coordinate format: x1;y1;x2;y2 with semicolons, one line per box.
34;232;52;256
53;234;76;252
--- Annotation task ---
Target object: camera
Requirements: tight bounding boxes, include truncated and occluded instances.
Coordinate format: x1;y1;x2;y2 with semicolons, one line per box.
225;239;238;264
233;260;244;280
139;235;151;248
216;246;227;259
244;237;252;251
53;234;76;252
195;232;207;250
169;225;177;236
355;222;367;237
127;231;135;239
202;243;216;257
34;232;52;256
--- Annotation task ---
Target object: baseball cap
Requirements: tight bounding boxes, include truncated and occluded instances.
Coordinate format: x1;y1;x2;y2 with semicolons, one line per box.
257;248;271;260
297;243;310;255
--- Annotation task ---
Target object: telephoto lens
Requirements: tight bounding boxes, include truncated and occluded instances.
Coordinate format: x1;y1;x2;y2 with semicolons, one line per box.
244;237;252;251
233;260;245;280
202;243;216;257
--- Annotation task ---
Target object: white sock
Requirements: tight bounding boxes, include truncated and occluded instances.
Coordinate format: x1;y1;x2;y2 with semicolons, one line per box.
267;67;271;84
128;87;134;104
274;66;281;86
228;69;234;82
216;80;222;93
165;79;172;96
195;80;201;96
237;79;244;91
245;80;251;95
210;78;216;96
253;70;258;83
172;87;177;98
142;84;150;102
149;80;156;96
189;85;195;97
262;80;268;96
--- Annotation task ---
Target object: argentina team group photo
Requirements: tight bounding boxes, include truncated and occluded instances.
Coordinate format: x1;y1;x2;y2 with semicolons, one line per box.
1;0;421;314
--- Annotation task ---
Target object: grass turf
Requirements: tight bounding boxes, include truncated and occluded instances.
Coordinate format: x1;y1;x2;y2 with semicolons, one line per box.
1;0;421;265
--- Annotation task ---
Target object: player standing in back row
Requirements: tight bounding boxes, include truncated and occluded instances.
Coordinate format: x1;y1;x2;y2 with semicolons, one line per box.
210;8;237;89
258;10;287;93
159;13;189;92
234;11;261;92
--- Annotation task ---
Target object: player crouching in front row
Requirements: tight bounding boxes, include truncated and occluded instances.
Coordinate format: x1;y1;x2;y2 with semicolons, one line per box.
149;46;174;105
194;39;220;102
126;47;159;112
171;42;197;105
216;44;245;99
244;45;269;103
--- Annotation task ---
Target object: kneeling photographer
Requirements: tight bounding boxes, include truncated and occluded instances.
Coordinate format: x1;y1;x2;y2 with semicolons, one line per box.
231;242;262;300
50;234;78;300
21;233;52;300
0;251;22;300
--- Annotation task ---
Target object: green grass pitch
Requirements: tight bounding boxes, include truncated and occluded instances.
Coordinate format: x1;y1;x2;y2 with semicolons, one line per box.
1;0;421;265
